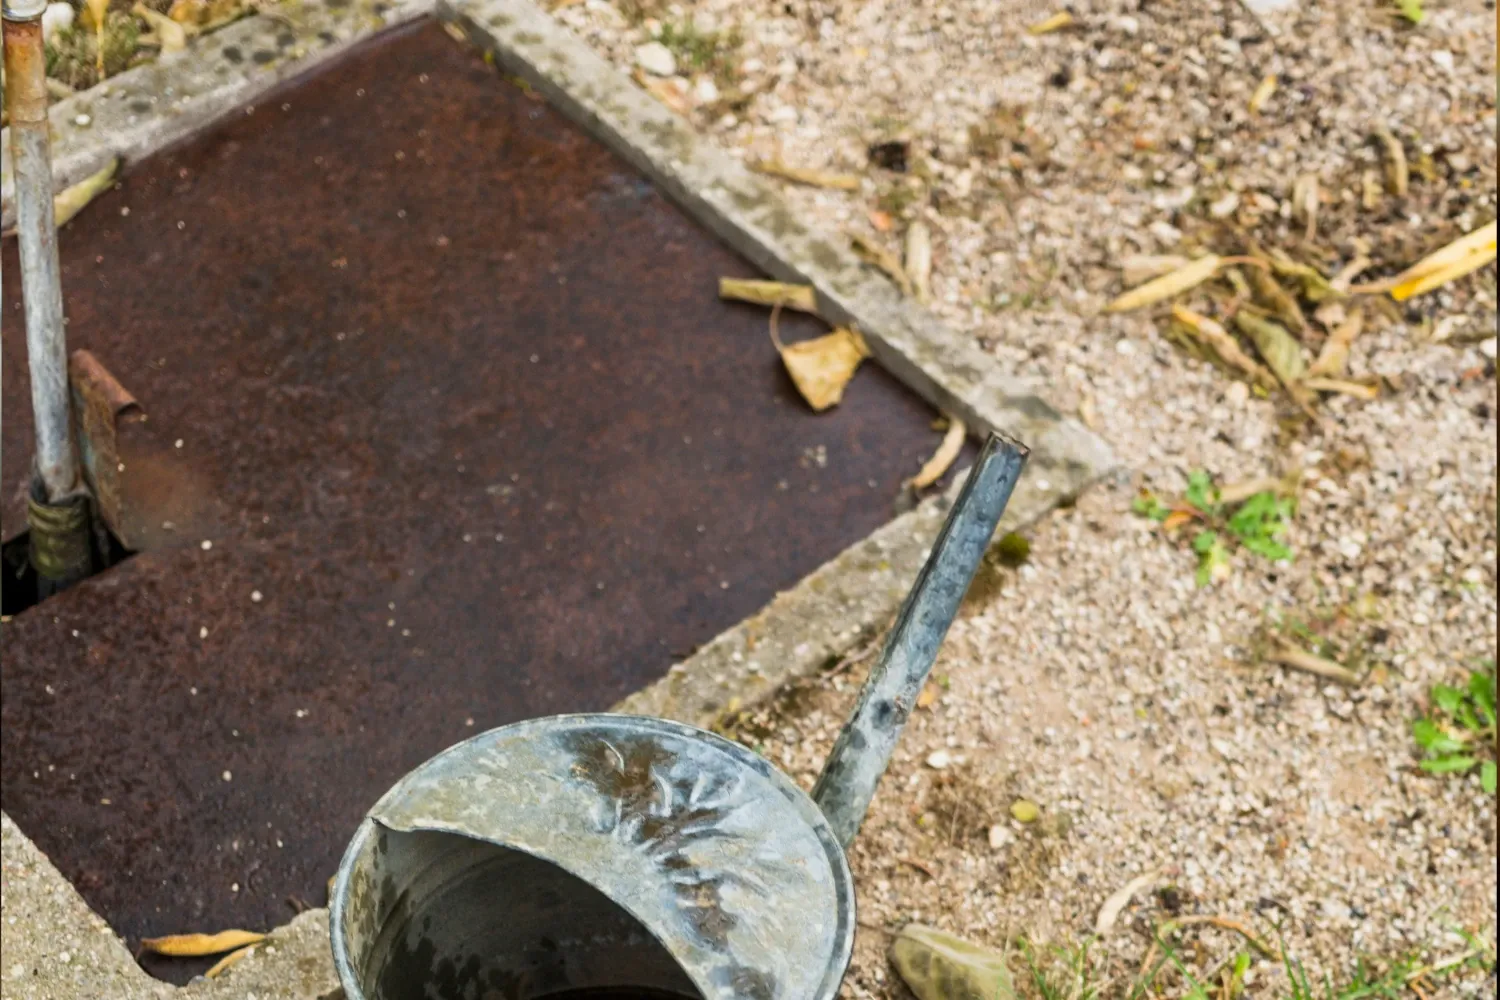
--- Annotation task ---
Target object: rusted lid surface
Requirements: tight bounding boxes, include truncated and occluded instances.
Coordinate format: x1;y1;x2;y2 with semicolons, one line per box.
342;714;854;1000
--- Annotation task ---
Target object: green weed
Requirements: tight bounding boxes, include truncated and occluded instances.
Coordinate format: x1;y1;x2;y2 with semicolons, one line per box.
1413;663;1496;794
1133;471;1295;585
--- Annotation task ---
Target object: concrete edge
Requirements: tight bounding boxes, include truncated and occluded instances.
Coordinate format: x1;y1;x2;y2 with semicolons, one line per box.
0;0;432;229
438;0;1117;506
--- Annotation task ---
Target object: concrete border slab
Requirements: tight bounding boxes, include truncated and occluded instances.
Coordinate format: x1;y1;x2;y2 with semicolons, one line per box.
1;0;428;229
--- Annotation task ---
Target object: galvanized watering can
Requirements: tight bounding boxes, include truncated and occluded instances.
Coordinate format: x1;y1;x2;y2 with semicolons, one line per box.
330;433;1028;1000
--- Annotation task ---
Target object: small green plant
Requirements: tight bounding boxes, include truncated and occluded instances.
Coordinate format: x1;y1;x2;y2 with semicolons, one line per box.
1133;471;1294;585
655;20;741;81
1394;0;1425;25
1412;664;1496;794
1016;937;1099;1000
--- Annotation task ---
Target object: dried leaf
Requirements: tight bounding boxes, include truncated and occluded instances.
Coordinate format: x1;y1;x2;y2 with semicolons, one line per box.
1078;393;1097;428
718;278;818;313
868;209;894;232
1248;74;1277;115
1267;252;1337;303
1267;639;1359;686
890;924;1018;1000
1106;254;1222;312
1171;305;1276;389
1234;312;1311;408
1292;174;1319;242
169;0;206;23
776;320;871;412
1246;263;1307;335
1028;11;1074;34
748;158;861;191
80;0;109;28
636;73;691;116
1096;868;1164;935
54;158;119;230
86;0;110;74
909;417;966;489
1303;377;1378;400
204;945;255;979
1161;510;1195;531
1329;256;1373;295
916;684;938;709
134;2;188;51
1308;309;1363;378
1120;254;1189;287
1387;222;1498;301
905;221;932;304
1361;170;1382;210
851;234;914;297
141;930;266;957
1010;799;1040;823
1217;475;1295;506
1373;126;1408;197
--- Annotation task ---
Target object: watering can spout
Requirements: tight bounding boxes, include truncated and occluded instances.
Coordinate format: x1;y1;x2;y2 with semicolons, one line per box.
811;431;1029;847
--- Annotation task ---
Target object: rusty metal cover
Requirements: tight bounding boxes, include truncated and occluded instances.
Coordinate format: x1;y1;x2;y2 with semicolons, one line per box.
332;714;855;1000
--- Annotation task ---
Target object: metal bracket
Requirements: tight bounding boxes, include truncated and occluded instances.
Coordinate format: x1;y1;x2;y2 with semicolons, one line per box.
69;350;146;549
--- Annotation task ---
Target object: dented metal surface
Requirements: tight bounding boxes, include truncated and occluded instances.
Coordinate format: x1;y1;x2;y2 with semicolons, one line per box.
332;715;855;1000
812;432;1029;847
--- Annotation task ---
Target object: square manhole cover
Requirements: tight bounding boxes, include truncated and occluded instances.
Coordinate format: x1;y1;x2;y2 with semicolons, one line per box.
1;18;968;980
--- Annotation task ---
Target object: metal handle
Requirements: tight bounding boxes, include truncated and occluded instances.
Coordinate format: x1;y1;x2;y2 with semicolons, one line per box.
811;431;1028;848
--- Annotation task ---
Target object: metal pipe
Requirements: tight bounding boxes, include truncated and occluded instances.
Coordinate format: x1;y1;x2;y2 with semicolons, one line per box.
5;6;79;502
811;431;1029;847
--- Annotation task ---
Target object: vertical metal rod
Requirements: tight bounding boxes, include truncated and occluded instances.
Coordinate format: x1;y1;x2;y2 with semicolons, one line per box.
5;7;79;502
812;431;1029;848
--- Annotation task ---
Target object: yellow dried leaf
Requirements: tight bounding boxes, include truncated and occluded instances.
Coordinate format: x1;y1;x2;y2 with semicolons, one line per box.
1246;263;1307;335
633;71;690;116
141;930;266;957
905;221;932;305
748;158;861;191
1307;309;1362;378
1120;254;1188;287
54;158;119;230
916;685;938;709
1106;255;1222;312
850;234;914;297
1267;251;1337;303
779;327;871;412
718;278;818;314
1010;799;1040;823
1373;126;1408;197
1292;174;1319;241
204;945;255;979
1248;74;1277;114
909;417;966;489
169;0;206;24
1170;304;1276;389
1028;11;1074;34
134;3;188;51
1303;377;1378;400
1388;221;1497;301
1234;312;1312;410
1161;510;1195;531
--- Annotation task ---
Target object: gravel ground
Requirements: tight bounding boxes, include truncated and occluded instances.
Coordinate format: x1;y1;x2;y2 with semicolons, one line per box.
548;0;1498;994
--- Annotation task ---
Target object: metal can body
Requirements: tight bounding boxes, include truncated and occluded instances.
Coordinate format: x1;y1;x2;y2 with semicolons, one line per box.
331;714;855;1000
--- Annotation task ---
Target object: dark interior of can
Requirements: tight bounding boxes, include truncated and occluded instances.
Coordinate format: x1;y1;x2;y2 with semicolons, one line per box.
344;826;704;1000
